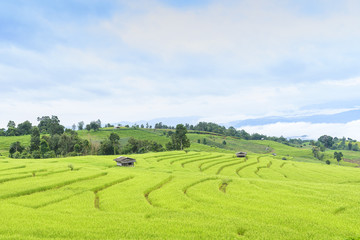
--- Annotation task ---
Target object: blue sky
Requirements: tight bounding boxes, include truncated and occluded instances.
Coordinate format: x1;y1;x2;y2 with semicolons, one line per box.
1;0;360;139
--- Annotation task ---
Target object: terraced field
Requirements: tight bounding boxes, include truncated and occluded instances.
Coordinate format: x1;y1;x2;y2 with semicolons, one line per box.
0;151;360;239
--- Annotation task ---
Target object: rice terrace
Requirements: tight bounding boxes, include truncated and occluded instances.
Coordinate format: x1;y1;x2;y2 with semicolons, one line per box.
2;1;360;239
1;126;360;239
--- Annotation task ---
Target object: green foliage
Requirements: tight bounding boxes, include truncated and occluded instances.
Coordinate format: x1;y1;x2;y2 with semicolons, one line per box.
68;164;74;171
40;139;50;157
89;119;101;131
17;120;32;135
318;135;334;148
98;139;116;155
78;121;84;131
43;150;56;159
9;141;25;156
334;151;343;165
31;150;41;159
169;124;190;150
37;116;64;136
98;133;121;155
30;127;40;152
122;137;164;154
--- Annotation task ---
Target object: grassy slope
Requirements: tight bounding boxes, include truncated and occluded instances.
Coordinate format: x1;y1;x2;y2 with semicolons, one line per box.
0;135;30;155
1;128;359;166
0;152;360;239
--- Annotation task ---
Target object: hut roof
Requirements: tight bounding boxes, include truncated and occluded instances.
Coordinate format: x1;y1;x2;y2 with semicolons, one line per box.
236;152;247;157
236;152;247;155
114;156;136;163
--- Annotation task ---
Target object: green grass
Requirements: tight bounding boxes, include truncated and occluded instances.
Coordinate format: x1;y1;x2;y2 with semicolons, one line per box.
0;135;31;155
0;151;360;239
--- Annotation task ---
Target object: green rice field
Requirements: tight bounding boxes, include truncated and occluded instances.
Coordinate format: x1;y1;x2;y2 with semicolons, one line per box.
0;151;359;239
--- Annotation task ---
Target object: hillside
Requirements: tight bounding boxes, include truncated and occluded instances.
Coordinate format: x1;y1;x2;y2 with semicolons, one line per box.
0;151;359;239
1;127;359;166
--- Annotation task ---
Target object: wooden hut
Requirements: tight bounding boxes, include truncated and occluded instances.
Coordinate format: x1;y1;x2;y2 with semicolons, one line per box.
236;152;247;158
114;156;136;167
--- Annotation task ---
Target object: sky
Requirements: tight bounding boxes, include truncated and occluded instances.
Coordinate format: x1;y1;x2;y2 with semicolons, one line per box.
1;0;360;139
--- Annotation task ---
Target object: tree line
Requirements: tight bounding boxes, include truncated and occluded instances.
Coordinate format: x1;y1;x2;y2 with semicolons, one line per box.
8;116;191;158
98;124;190;155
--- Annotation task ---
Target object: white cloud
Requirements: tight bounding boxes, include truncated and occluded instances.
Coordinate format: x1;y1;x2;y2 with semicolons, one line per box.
103;0;360;71
321;77;360;87
241;120;360;140
2;0;360;130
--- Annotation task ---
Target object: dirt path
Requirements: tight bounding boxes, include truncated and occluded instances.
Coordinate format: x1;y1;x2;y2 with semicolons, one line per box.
343;158;360;167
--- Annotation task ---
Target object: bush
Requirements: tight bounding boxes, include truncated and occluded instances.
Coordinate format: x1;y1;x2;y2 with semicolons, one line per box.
68;164;74;171
20;152;31;159
326;160;331;165
13;151;21;159
67;152;78;157
43;150;56;158
32;150;41;159
282;157;287;160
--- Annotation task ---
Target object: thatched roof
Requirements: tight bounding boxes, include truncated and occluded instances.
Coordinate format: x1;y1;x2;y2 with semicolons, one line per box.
236;152;247;157
114;156;136;163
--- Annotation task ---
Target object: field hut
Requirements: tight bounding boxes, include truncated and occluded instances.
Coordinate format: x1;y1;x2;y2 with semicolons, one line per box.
114;156;136;167
236;152;247;158
272;153;277;156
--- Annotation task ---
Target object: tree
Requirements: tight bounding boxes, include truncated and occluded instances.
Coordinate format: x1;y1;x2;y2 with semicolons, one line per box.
237;129;251;140
9;141;25;156
334;151;343;165
78;121;84;130
222;140;227;145
226;127;237;136
74;144;81;154
318;135;334;148
122;137;164;154
96;119;102;129
17;120;32;135
319;144;326;152
109;132;120;155
348;142;353;150
72;124;76;131
7;120;16;129
169;124;190;150
98;139;114;155
40;139;50;157
49;134;61;155
30;127;41;152
90;121;100;131
353;144;359;151
6;126;17;136
37;116;64;135
85;124;91;131
6;120;17;136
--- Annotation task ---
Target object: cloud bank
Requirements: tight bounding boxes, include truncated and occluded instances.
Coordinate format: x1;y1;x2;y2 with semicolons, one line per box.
1;0;360;137
242;120;360;140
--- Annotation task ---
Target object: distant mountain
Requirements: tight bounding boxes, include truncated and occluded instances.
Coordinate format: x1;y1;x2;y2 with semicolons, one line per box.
228;109;360;128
